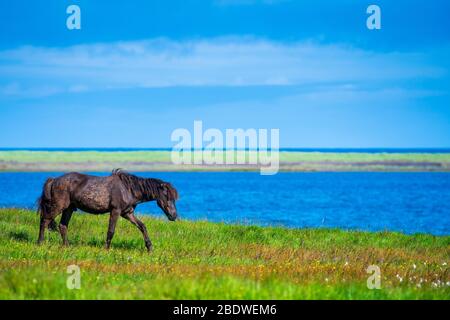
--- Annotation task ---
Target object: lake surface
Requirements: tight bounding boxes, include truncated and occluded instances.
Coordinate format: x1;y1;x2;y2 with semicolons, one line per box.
0;172;449;235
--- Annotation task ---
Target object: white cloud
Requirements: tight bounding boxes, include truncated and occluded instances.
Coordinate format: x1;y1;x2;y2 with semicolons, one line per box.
0;37;445;97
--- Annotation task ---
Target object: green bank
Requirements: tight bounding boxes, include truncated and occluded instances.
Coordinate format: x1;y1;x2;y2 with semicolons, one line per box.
0;150;450;171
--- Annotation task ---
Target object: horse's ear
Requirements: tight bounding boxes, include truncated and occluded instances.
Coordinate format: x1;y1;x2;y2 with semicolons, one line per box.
161;182;179;200
159;183;169;195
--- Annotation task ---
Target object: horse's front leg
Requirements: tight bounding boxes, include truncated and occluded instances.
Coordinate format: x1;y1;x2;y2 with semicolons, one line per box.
105;209;120;250
122;212;153;253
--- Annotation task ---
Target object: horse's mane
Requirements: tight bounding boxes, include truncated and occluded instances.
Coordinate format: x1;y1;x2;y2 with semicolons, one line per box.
112;169;179;200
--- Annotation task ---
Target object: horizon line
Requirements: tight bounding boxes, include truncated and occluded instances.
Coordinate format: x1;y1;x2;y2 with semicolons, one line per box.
1;147;450;153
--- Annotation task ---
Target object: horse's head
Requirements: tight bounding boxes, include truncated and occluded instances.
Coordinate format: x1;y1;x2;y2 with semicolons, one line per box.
156;182;179;221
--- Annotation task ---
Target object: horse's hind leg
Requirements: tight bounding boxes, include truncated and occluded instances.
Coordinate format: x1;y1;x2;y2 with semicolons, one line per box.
37;205;69;245
59;207;74;246
37;217;52;244
48;219;58;232
122;213;152;253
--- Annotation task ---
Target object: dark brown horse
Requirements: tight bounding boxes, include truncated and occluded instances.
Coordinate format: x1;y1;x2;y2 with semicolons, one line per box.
37;169;178;252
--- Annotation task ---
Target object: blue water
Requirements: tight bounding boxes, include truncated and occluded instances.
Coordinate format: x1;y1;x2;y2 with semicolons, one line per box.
0;172;449;235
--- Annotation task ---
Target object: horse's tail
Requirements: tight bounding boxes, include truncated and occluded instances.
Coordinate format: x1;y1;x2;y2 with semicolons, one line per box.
37;178;58;231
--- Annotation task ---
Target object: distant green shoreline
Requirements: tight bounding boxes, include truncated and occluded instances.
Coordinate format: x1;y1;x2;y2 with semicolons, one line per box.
1;150;450;172
1;208;449;299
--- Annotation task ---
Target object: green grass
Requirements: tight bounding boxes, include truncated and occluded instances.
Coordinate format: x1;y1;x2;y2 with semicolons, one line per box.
0;208;448;299
1;151;450;172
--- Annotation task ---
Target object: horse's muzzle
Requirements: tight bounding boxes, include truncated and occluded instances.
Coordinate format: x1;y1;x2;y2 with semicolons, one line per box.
168;215;177;221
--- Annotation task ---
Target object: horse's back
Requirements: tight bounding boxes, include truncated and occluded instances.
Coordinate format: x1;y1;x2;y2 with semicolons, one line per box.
44;172;126;214
68;173;117;214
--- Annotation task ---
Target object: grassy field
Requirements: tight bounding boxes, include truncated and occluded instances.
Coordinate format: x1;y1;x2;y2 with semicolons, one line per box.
1;150;450;172
0;208;448;299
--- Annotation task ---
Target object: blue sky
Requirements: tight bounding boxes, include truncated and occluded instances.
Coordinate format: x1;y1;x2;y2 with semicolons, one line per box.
0;0;449;148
